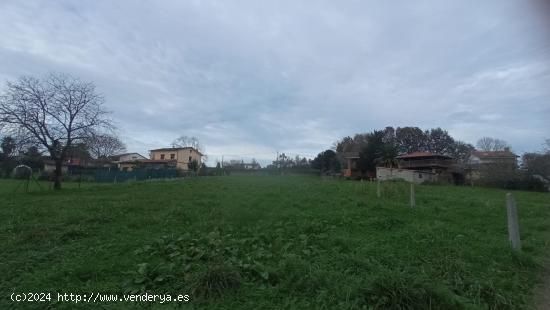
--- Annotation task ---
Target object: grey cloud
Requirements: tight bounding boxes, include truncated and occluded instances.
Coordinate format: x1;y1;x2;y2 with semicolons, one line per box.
1;0;549;165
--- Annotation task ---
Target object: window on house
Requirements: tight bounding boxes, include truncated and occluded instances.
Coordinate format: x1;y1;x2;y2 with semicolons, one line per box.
170;154;175;159
418;173;422;178
160;154;165;160
189;156;192;161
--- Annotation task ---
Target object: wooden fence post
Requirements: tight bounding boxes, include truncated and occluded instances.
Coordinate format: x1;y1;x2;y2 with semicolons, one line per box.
410;183;415;208
506;193;521;250
377;179;381;198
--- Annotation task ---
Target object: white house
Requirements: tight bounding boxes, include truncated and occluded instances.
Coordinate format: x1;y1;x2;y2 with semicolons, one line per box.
110;153;147;163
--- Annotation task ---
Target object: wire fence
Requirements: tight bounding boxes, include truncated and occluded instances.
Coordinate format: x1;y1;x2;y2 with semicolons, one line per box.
94;168;178;183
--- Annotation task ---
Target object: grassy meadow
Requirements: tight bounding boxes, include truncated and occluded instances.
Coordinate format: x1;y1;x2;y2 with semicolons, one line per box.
1;176;550;309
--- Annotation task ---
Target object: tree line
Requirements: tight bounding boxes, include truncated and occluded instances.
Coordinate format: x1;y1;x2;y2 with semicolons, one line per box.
313;126;474;175
0;133;127;178
311;127;549;191
2;72;548;190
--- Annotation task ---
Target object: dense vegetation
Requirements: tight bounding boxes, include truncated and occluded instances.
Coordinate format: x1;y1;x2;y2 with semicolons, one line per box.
1;176;549;309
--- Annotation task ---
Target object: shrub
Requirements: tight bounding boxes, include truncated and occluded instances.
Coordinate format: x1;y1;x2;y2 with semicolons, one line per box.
191;264;242;299
478;172;547;192
361;270;465;309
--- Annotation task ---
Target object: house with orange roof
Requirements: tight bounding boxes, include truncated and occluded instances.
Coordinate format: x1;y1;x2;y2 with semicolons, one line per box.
116;147;203;172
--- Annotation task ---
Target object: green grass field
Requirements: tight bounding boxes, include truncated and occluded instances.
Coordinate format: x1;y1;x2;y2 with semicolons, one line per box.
1;176;549;309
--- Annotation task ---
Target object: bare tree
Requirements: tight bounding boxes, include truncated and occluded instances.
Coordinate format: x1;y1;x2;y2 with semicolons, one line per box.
476;137;510;152
171;135;202;151
171;135;207;162
86;132;126;159
449;140;475;163
0;73;111;189
544;138;550;154
522;152;550;178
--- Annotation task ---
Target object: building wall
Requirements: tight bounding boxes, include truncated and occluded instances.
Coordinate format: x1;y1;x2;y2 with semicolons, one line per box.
43;163;68;174
150;148;202;170
376;167;434;184
119;153;146;162
119;162;136;172
467;155;518;181
468;155;517;167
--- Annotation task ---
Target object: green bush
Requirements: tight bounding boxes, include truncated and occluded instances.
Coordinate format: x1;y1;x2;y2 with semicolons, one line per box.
478;173;547;192
361;270;465;309
191;264;242;299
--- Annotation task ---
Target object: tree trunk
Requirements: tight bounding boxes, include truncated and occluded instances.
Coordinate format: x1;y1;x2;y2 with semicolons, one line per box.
54;158;63;190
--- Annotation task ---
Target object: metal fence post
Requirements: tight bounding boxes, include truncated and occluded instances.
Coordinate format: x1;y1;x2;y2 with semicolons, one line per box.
506;193;521;250
410;183;415;208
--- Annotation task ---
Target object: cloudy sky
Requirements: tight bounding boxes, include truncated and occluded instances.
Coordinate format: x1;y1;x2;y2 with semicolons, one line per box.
1;1;549;165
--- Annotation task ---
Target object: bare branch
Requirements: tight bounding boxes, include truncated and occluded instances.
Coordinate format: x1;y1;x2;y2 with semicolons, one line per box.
0;72;112;189
476;137;510;152
86;132;126;159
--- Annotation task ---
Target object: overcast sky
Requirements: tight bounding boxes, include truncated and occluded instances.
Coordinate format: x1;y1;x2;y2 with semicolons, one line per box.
1;1;549;165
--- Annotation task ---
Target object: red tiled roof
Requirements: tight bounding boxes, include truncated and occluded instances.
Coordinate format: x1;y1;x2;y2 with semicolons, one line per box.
471;150;517;158
149;147;203;156
396;152;451;159
119;159;177;164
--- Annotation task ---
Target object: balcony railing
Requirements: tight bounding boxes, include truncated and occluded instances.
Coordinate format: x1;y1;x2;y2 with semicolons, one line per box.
398;159;454;169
